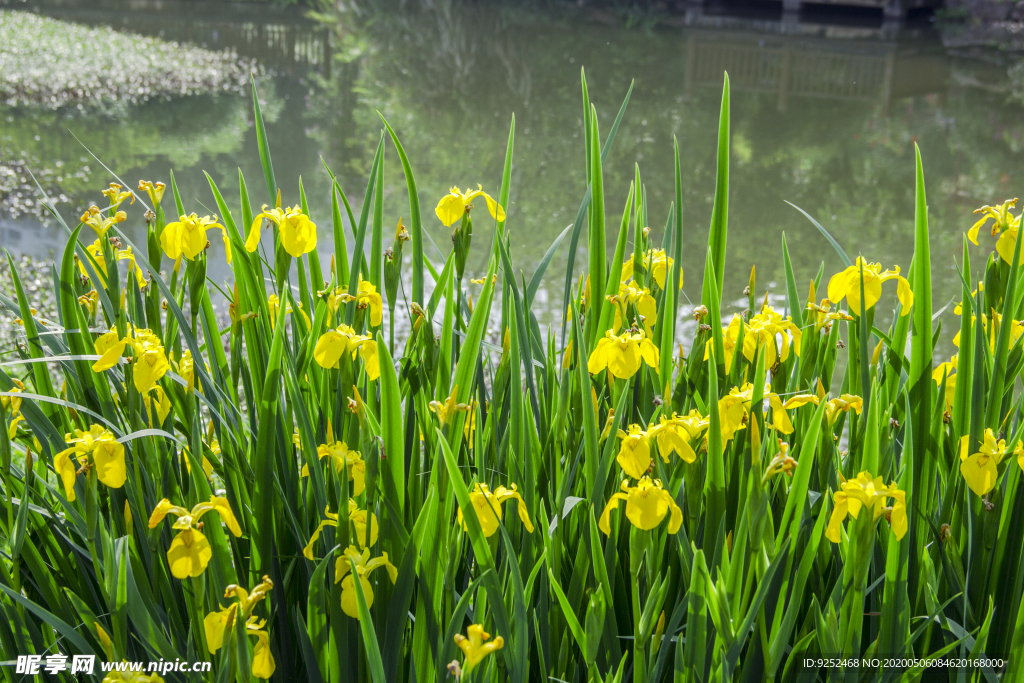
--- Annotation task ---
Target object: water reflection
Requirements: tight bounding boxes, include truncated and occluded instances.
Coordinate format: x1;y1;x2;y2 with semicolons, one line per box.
3;0;1023;346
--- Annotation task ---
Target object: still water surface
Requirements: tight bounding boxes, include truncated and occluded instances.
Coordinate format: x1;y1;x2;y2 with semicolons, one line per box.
3;1;1023;345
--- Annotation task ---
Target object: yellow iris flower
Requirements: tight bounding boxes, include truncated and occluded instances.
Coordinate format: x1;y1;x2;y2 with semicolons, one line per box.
434;185;505;227
78;289;99;318
339;278;384;327
266;294;311;330
763;439;798;483
79;239;147;290
160;213;231;265
304;500;379;558
92;327;169;394
825;471;907;543
827;257;913;316
313;324;380;380
134;346;170;395
455;624;505;672
648;410;709;464
644;249;682;290
429;385;473;426
608;281;658;335
767;393;820;435
173;349;209;394
621;249;682;290
322;286;349;324
53;424;126;501
142;386;172;427
456;483;535;537
300;436;366;496
336;545;398;619
933;355;957;412
80;205;127;237
959;429;1008;497
1;378;24;417
463;400;483;443
615;424;652;479
952;309;1024;353
706;306;802;369
823;394;864;424
968;199;1021;264
204;576;276;679
100;183;133;210
587;329;660;379
718;384;754;443
806;298;854;332
348;385;366;420
137;179;165;205
7;414;25;441
599;477;682;535
246;205;317;257
148;497;243;579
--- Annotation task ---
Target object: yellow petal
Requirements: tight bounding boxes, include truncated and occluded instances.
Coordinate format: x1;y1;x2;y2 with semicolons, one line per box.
53;449;79;501
587;337;612;375
313;330;347;369
92;440;126;490
204;606;235;654
961;454;999;497
210;496;243;537
252;630;276;678
889;500;908;540
280;212;318;257
167;528;212;579
435;192;466;227
825;494;849;543
616;431;651;479
359;341;380;381
92;333;126;372
967;216;987;245
340;574;374;619
497;487;535;533
598;493;628;535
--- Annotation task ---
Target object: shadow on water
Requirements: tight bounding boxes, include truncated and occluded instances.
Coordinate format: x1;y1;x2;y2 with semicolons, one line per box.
2;0;1022;345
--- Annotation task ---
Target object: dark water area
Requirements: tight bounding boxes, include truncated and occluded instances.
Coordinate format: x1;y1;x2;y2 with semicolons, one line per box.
2;0;1023;355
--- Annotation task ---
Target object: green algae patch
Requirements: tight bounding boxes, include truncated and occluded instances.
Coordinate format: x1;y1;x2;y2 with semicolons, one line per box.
0;10;253;109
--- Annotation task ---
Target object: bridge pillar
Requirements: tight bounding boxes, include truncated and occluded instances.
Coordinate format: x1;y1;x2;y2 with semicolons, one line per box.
883;0;903;19
781;0;801;28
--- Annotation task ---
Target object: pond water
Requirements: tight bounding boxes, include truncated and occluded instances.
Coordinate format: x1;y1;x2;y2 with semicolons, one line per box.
3;0;1023;351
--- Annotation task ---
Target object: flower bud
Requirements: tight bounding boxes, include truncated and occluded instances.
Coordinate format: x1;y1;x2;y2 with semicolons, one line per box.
452;213;473;281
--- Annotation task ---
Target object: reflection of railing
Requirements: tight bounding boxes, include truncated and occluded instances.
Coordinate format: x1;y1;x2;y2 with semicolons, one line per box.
20;0;331;74
185;21;331;73
682;32;948;110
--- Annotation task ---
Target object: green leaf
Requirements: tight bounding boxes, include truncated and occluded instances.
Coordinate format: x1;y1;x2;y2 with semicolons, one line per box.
587;103;607;343
786;200;853;268
375;331;405;518
251;75;277;203
907;144;935;585
349;556;387;683
705;73;730;301
437;432;519;679
782;232;803;328
379;114;425;304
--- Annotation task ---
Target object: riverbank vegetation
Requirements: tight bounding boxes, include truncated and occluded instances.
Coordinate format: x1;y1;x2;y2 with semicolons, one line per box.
1;73;1023;682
